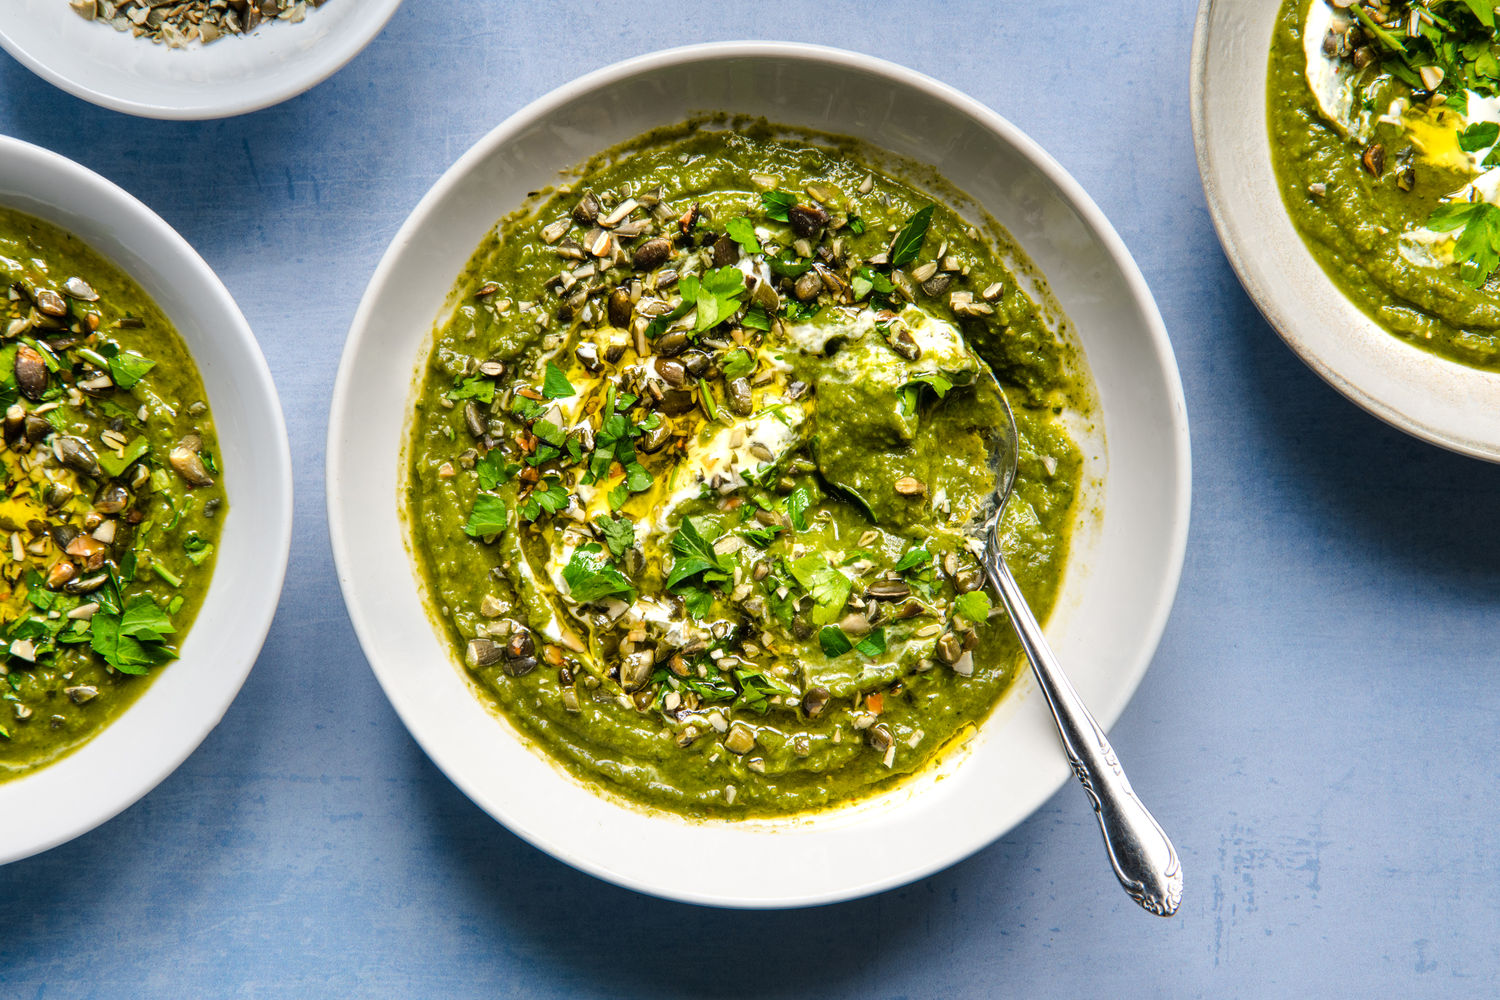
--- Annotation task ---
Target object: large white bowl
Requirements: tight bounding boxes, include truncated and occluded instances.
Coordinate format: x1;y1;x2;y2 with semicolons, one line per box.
327;42;1191;908
0;136;292;864
0;0;402;120
1193;0;1500;461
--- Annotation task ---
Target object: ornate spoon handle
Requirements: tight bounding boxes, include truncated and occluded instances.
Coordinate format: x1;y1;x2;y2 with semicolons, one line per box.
983;551;1182;916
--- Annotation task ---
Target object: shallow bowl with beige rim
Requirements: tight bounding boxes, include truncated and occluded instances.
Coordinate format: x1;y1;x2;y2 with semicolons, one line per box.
1193;0;1500;461
0;135;293;865
327;42;1190;908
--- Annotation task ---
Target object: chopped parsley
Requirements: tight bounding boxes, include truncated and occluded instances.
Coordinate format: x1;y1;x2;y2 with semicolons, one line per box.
954;590;993;622
725;217;762;254
542;360;575;399
106;350;155;390
562;543;635;604
760;189;797;221
90;595;177;676
665;517;733;618
720;349;756;380
888;205;935;267
789;552;851;626
594;514;635;558
1429;200;1500;287
448;375;496;404
463;494;508;537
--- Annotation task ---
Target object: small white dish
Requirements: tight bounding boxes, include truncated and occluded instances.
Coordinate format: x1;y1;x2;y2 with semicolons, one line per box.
1193;0;1500;462
0;135;293;864
0;0;402;120
327;42;1191;908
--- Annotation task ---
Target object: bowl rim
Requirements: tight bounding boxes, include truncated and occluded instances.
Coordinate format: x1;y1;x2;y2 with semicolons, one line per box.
1191;0;1500;463
0;0;404;120
327;40;1191;907
0;133;294;864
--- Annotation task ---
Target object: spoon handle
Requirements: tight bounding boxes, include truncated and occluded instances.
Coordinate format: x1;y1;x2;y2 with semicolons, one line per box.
984;554;1182;916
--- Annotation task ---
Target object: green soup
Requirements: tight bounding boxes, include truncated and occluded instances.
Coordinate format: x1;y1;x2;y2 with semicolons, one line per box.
0;208;227;782
1269;0;1500;369
405;122;1094;817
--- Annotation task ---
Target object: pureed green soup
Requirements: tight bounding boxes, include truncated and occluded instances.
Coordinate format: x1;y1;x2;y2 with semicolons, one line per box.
1270;0;1500;368
0;208;226;781
406;122;1095;817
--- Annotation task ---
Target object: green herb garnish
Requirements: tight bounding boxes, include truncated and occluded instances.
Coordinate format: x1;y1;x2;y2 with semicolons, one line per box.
1429;200;1500;287
90;595;176;676
542;360;575;399
720;349;756;380
954;591;993;622
595;515;635;558
760;189;797;222
562;543;636;604
463;494;508;537
107;350;155;390
449;376;496;404
725;217;762;254
789;552;851;626
888;206;935;267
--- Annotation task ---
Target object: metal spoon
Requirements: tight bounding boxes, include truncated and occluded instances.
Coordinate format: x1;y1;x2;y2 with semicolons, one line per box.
973;369;1182;917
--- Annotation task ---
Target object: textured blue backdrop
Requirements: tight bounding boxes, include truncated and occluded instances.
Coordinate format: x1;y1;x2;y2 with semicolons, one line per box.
2;1;1499;996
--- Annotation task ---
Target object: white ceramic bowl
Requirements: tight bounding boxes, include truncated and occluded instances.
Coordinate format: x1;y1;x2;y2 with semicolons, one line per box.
328;42;1190;908
1193;0;1500;462
0;0;402;120
0;136;292;864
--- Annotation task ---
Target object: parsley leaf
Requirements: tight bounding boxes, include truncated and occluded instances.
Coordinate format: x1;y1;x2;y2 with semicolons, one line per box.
889;205;935;267
520;478;569;521
1429;200;1500;288
448;376;495;404
120;594;175;638
677;584;715;618
672;515;735;602
847;215;866;235
90;595;176;676
734;669;796;713
542;360;575;399
595;515;635;558
562;543;635;604
511;395;545;421
818;626;852;657
851;266;894;301
1460;121;1500;152
476;451;520;490
463;494;508;537
761;189;797;222
107;351;155;390
854;627;887;658
720;349;756;380
182;534;214;566
98;437;149;478
1465;0;1498;29
768;252;812;279
725;217;761;254
894;546;930;573
741;303;772;331
644;296;695;340
898;371;955;416
692;267;747;332
789;553;851;626
785;486;812;531
740;523;782;547
954;590;993;622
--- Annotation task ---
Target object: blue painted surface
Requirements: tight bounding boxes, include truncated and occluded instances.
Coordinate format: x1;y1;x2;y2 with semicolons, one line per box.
2;1;1499;995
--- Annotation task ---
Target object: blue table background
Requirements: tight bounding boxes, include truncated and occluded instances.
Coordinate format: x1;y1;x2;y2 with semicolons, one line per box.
4;1;1499;995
